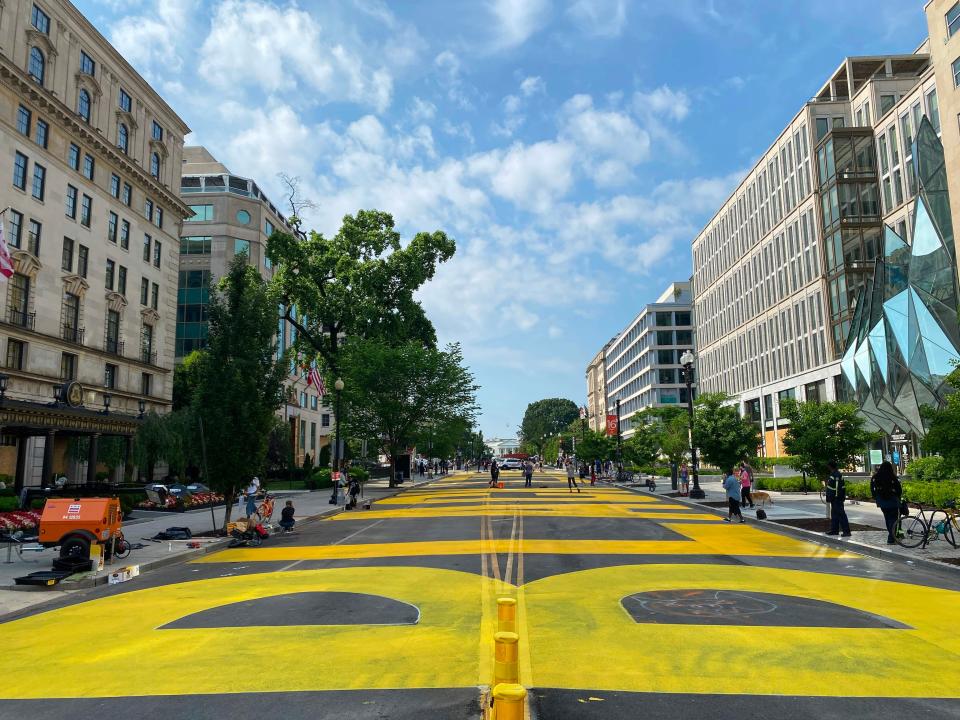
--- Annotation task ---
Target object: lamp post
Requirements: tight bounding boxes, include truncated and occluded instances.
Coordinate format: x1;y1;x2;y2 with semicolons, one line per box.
138;398;146;418
680;350;704;499
330;377;344;503
102;393;112;415
615;398;622;472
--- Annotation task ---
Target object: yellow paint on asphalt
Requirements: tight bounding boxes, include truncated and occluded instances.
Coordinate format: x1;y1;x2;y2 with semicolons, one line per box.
327;506;717;520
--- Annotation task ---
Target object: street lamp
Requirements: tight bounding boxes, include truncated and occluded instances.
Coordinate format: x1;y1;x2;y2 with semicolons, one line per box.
138;398;146;418
615;398;622;473
330;377;345;502
102;393;112;415
680;350;704;499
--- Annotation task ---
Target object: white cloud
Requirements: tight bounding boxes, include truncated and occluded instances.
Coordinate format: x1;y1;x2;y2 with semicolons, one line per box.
633;85;691;121
198;0;393;112
567;0;627;37
559;94;650;186
109;0;195;77
470;140;576;213
409;96;437;122
490;0;552;48
520;75;545;96
434;50;475;109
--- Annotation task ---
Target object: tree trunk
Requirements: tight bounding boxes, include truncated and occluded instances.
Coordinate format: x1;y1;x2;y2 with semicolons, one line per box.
389;454;397;488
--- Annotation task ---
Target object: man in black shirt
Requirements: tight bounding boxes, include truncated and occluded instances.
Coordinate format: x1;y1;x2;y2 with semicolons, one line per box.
825;460;851;537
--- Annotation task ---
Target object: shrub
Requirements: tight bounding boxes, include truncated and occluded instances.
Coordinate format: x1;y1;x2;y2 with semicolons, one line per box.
0;496;19;511
310;468;333;489
750;456;790;472
350;467;370;482
905;456;948;482
753;476;816;492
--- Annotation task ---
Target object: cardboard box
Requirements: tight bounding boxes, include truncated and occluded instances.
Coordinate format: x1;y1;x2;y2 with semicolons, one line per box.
108;564;140;585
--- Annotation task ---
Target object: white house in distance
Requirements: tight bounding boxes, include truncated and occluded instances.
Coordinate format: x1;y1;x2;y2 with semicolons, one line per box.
487;438;521;457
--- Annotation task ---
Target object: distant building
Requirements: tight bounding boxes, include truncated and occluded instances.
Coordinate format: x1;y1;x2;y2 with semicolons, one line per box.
598;282;695;438
178;147;331;466
585;338;616;432
487;437;521;457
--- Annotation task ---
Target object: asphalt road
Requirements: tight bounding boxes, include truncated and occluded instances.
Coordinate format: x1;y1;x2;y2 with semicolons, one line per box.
2;470;960;719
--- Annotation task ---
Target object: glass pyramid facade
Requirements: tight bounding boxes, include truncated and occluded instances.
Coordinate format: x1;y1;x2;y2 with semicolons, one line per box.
842;117;960;436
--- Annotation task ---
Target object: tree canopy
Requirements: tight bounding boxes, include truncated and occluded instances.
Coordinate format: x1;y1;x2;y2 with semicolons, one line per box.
692;392;761;473
921;367;960;468
780;398;876;482
520;398;580;457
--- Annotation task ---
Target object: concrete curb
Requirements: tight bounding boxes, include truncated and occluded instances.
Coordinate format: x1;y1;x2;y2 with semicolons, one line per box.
612;481;960;577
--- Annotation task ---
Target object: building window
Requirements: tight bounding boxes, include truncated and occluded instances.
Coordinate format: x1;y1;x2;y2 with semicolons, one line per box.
152;121;163;141
108;212;118;243
236;209;251;225
80;194;92;227
105;259;115;290
32;163;45;200
144;199;153;222
78;244;88;278
65;185;77;218
265;219;275;236
949;2;960;37
143;234;151;262
60;353;77;381
28;47;45;85
77;89;90;122
927;89;941;133
118;265;127;296
310;422;317;450
118;123;129;154
104;363;117;389
9;274;30;327
141;324;153;362
310;395;318;410
79;50;95;76
62;236;74;271
122;182;132;206
300;391;307;407
69;144;81;171
62;291;80;342
322;413;331;427
180;236;211;254
140;278;149;305
13;152;28;190
141;372;152;396
815;117;829;140
82;154;94;181
35;118;48;148
120;219;130;250
6;339;25;370
31;4;50;33
8;211;22;248
16;105;31;135
155;207;163;229
105;310;120;354
151;282;159;310
27;220;41;255
234;238;250;256
150;152;161;180
186;204;213;221
118;88;131;113
154;241;162;268
110;173;120;198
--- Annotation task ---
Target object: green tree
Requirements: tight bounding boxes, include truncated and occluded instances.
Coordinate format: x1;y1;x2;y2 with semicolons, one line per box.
922;367;960;468
131;411;171;483
575;429;617;463
780;398;877;483
693;392;761;473
172;350;205;411
520;398;580;458
622;424;660;468
266;210;456;373
634;407;690;470
192;256;288;527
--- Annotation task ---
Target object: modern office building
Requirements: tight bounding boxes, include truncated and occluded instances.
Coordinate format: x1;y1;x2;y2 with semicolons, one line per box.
178;146;331;466
600;282;695;438
690;14;960;458
0;0;189;489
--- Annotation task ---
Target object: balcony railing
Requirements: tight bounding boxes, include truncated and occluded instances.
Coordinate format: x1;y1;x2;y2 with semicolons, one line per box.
62;324;85;344
140;348;157;365
105;337;124;356
6;306;35;329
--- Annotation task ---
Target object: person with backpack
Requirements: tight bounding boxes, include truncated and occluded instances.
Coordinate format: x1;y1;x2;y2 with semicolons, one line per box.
490;460;500;488
523;460;533;488
723;468;744;522
870;460;903;544
825;460;851;537
739;462;755;509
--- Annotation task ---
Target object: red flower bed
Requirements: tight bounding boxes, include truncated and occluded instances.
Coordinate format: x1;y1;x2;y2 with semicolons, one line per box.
137;492;224;511
0;510;42;532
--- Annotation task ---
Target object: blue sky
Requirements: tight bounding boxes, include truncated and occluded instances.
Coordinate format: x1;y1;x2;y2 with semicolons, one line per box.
76;0;928;439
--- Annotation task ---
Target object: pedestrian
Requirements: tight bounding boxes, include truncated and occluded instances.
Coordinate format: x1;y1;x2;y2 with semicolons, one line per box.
578;462;588;484
590;463;596;486
825;460;852;537
490;460;500;488
679;462;689;496
348;476;361;509
523;460;533;488
739;462;755;509
722;468;744;523
565;459;581;493
870;460;903;545
244;476;261;518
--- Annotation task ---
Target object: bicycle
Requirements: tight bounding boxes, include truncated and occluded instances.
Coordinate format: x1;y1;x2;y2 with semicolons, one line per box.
896;501;959;549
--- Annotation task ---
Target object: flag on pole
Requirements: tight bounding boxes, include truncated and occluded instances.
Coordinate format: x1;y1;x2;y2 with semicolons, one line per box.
0;213;14;279
307;365;326;397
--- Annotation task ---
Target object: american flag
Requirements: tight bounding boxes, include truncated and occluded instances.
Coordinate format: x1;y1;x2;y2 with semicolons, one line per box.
307;366;326;396
0;213;14;279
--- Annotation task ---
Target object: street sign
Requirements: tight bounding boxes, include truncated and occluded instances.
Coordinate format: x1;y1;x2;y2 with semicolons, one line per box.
605;414;618;436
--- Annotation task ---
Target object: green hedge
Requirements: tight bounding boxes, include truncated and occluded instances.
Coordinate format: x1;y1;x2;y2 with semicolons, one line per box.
350;467;370;482
0;496;19;511
904;456;949;482
755;476;960;509
753;476;812;492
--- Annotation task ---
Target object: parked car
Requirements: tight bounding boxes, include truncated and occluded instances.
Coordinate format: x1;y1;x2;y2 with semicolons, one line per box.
498;458;524;470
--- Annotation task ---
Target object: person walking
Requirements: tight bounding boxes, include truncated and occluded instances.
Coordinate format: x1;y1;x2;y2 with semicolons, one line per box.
490;460;500;488
679;462;690;496
590;463;596;486
739;463;755;509
523;460;534;488
825;460;852;537
870;460;903;544
723;468;744;522
565;459;581;493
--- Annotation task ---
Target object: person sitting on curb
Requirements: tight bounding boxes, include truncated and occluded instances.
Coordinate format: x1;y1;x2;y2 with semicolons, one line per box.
278;500;296;533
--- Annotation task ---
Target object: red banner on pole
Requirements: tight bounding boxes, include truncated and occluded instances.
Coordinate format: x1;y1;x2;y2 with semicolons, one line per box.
605;414;618;436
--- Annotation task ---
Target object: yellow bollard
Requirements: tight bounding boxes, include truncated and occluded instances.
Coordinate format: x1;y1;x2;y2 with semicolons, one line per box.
493;631;519;685
492;683;526;720
497;597;517;634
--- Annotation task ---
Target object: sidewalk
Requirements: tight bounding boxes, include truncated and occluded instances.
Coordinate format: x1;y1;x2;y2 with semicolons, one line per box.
614;473;960;569
0;475;441;618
